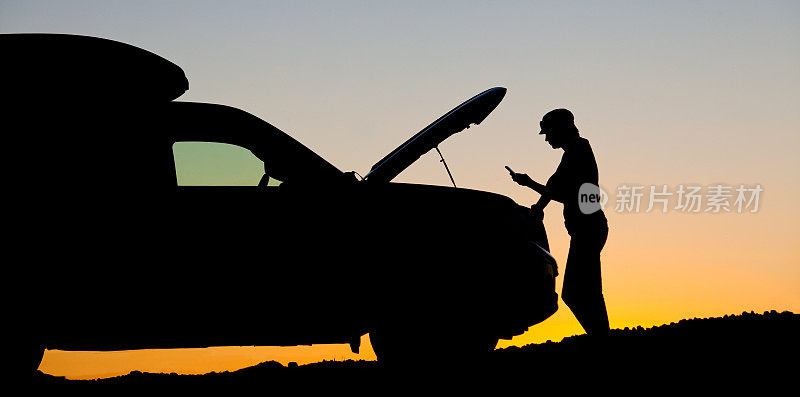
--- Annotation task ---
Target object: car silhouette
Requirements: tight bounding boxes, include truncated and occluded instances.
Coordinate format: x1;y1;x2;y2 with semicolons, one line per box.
4;34;558;373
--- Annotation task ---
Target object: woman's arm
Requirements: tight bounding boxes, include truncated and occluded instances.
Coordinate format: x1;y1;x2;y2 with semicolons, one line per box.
511;173;554;220
530;194;550;220
511;173;548;195
511;172;566;204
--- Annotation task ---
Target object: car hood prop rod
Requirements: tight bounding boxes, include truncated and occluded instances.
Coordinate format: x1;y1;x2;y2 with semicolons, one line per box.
435;146;457;188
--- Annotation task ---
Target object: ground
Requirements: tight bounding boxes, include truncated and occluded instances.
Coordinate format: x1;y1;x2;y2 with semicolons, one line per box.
30;310;798;390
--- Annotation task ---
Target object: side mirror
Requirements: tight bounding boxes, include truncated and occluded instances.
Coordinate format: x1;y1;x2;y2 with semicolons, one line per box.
258;174;270;187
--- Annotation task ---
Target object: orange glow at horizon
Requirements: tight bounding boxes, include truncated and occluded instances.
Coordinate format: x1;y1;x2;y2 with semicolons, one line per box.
40;334;378;380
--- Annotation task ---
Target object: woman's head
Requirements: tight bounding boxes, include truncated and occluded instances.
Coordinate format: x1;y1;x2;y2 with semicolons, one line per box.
539;108;579;149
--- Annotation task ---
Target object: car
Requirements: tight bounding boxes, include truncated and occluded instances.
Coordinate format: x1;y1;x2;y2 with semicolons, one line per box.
4;33;558;373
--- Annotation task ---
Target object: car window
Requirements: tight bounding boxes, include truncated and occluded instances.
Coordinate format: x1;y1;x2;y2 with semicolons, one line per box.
173;142;282;186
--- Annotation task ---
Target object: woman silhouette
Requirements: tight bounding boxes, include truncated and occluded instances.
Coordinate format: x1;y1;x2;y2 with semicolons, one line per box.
511;108;610;336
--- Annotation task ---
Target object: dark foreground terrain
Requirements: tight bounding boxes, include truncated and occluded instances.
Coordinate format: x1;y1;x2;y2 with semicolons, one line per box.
31;310;799;388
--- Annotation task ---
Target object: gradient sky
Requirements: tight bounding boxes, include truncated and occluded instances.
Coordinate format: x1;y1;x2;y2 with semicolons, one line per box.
3;0;798;379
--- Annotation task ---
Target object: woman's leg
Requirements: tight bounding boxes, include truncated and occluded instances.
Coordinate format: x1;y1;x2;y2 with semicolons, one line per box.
562;227;609;336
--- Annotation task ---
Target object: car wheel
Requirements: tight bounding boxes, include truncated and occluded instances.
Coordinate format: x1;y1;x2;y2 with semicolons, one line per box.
369;326;416;368
370;326;497;368
437;334;498;367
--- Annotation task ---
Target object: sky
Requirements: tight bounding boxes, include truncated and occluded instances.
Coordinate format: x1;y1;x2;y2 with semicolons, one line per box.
3;0;798;379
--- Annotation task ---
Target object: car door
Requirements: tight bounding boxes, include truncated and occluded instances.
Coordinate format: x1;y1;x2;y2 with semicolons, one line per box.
162;122;361;348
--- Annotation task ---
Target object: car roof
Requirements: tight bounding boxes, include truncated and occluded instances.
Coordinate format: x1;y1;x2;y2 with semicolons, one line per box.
2;34;344;186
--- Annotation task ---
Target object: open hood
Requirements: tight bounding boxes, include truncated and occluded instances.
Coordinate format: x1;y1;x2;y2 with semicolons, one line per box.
363;87;506;183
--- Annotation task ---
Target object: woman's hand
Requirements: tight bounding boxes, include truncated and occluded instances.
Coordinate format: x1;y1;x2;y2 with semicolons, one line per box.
511;172;534;187
530;202;545;220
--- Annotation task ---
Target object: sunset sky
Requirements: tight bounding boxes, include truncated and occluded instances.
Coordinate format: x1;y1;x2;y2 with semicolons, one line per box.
3;0;798;379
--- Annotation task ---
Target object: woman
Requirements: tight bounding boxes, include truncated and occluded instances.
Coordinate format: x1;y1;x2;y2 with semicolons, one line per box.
511;108;610;336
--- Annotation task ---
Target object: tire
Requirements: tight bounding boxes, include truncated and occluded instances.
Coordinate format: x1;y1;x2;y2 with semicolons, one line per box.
370;326;497;369
369;326;412;368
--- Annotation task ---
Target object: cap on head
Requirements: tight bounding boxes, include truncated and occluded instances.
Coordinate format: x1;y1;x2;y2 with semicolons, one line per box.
539;108;575;134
